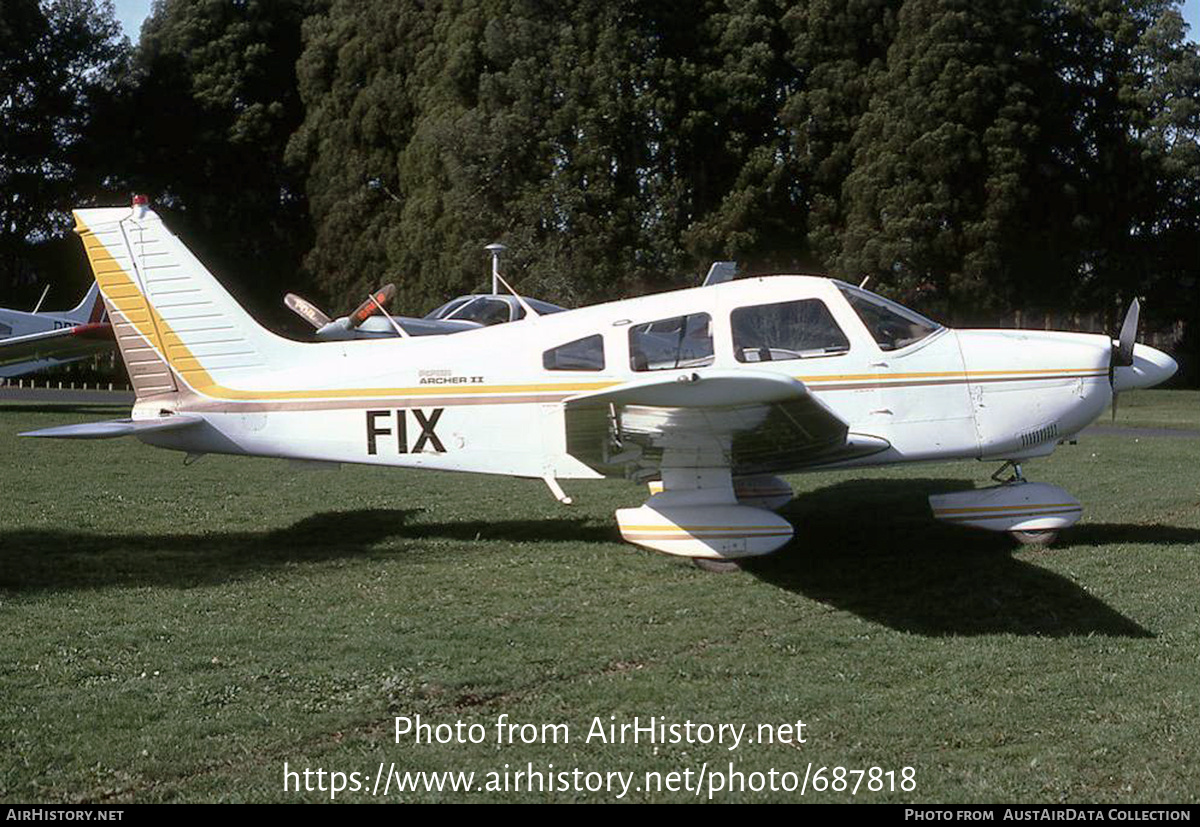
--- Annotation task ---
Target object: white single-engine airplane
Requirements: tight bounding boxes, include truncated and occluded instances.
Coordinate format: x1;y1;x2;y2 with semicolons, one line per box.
0;281;112;378
23;200;1178;568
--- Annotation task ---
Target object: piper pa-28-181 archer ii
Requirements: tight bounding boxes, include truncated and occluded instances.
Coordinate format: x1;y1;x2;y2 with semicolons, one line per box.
23;198;1178;568
0;281;112;378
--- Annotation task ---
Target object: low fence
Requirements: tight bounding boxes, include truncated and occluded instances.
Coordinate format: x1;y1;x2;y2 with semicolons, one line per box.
0;377;130;391
967;311;1185;352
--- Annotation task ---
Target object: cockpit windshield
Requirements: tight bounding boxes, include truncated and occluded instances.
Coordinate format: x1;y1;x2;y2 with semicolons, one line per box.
836;283;942;351
425;297;473;320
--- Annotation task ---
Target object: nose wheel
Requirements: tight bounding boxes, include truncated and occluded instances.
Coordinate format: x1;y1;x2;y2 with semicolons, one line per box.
930;465;1081;546
988;463;1062;545
1010;528;1060;546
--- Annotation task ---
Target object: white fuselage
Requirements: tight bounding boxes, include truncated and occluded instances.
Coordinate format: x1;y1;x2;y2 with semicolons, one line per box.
137;276;1169;478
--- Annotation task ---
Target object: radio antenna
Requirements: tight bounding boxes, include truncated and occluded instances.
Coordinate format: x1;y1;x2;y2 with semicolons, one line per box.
485;243;539;319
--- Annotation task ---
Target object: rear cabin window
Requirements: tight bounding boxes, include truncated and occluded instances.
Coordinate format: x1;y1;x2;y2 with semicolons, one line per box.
731;300;849;362
544;334;605;371
629;313;714;371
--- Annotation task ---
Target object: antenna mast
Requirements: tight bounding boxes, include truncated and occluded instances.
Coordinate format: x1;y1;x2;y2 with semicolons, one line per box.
483;242;539;319
485;243;506;295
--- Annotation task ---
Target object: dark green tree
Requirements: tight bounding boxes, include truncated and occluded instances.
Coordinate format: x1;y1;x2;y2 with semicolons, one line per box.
781;0;901;275
119;0;321;323
288;0;448;309
832;0;1053;316
291;0;663;310
288;0;1198;331
1051;0;1200;319
294;0;808;310
0;0;127;302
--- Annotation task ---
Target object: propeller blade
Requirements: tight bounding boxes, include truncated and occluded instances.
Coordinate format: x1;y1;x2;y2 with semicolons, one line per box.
1114;298;1139;368
348;283;397;328
284;293;331;329
1107;298;1140;419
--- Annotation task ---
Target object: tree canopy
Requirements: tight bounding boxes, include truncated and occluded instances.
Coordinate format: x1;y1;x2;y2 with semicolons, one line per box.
0;0;126;302
1;0;1197;343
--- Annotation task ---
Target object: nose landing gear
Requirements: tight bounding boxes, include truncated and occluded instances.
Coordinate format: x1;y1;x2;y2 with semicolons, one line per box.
929;461;1081;546
991;460;1025;484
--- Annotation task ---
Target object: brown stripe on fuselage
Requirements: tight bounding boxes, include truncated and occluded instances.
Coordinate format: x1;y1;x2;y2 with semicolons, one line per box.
169;370;1106;413
809;372;1106;392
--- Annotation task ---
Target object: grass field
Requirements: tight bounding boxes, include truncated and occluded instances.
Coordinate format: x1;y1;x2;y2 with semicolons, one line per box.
2;391;1199;803
1108;389;1200;431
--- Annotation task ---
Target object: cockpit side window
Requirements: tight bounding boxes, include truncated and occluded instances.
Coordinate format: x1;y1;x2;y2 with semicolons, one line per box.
629;313;714;371
544;334;605;371
731;300;849;362
836;284;941;351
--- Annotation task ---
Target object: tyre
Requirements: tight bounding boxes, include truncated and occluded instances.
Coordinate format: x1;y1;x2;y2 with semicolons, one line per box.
1011;529;1059;546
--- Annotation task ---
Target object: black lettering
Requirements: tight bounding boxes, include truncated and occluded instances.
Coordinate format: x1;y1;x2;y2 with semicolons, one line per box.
366;410;391;455
411;408;445;453
396;409;407;453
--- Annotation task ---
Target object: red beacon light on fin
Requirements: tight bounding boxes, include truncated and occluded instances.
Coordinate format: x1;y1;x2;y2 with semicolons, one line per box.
132;194;150;218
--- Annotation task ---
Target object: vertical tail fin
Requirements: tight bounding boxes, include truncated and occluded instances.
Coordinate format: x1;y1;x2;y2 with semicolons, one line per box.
63;281;106;324
73;204;298;401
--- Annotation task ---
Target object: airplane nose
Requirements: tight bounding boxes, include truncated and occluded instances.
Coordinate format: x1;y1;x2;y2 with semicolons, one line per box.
1112;343;1178;392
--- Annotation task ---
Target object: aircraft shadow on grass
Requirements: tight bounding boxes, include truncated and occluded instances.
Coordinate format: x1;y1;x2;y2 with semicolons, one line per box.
743;478;1175;639
0;508;615;594
0;477;1188;639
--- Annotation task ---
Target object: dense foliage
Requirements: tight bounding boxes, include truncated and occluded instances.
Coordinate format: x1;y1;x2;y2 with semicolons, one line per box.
1;0;1197;340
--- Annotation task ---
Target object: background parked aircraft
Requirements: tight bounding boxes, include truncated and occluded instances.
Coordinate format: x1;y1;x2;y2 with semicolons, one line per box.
0;282;113;378
285;286;567;340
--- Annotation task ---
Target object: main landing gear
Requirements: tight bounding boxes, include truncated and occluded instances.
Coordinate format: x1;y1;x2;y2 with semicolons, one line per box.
617;471;797;571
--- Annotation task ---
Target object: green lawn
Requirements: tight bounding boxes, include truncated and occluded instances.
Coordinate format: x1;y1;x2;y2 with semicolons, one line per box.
1;391;1198;803
1108;389;1200;430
